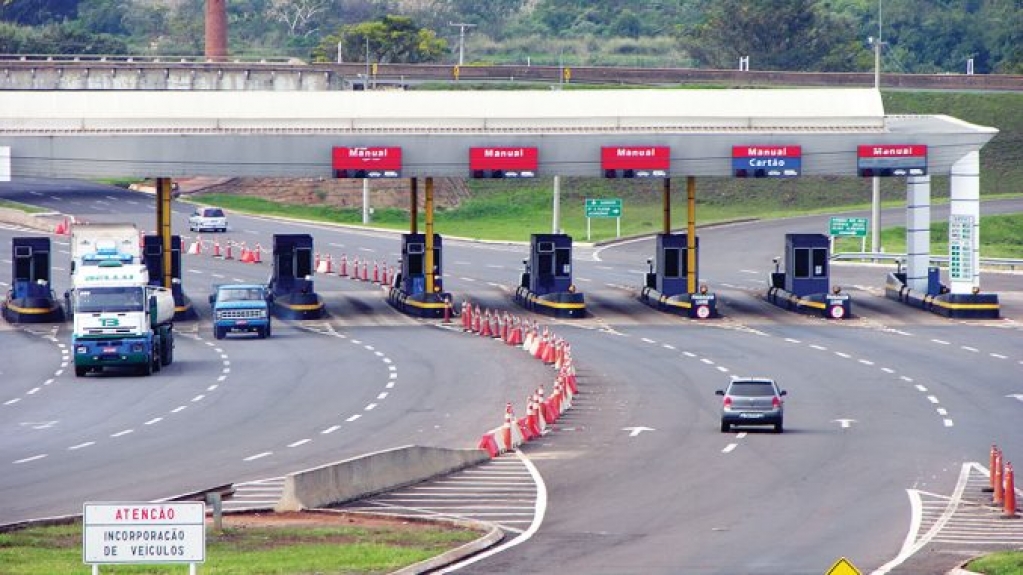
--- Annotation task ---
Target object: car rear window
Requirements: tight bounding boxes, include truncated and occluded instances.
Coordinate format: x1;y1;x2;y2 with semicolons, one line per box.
728;381;776;396
206;208;225;217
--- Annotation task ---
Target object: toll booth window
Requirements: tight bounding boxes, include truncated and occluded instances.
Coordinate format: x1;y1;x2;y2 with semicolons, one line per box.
538;253;553;276
812;248;828;278
408;254;424;275
664;248;680;278
33;252;49;282
295;247;312;277
15;255;31;281
794;248;811;279
555;248;571;277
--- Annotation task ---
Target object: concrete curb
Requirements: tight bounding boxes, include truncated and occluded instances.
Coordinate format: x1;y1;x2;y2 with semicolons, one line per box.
0;206;62;233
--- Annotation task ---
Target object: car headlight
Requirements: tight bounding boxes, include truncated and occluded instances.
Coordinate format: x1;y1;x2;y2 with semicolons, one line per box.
131;343;144;352
76;345;88;354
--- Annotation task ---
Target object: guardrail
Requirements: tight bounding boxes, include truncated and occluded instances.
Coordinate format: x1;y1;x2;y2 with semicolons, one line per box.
832;252;1023;271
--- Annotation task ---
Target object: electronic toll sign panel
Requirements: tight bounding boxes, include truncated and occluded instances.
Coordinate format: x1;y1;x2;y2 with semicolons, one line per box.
732;145;801;178
332;147;402;178
601;146;670;178
857;145;927;177
469;147;538;178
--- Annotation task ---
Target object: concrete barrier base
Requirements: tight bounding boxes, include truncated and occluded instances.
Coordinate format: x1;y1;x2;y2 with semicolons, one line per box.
277;445;490;512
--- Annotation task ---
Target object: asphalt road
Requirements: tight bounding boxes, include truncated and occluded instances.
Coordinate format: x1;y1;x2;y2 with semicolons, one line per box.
2;180;1021;574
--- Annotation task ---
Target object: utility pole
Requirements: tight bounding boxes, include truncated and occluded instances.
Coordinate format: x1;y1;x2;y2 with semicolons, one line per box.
449;22;476;66
869;0;885;256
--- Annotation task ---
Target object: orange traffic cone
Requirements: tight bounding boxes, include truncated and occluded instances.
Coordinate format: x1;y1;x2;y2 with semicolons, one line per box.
480;310;492;337
373;261;380;283
188;236;202;255
224;241;234;260
240;244;254;263
339;254;348;277
252;243;262;263
212;240;222;258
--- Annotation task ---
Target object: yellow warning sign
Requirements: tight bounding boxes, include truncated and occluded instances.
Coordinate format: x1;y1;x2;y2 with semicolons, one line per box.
825;557;861;575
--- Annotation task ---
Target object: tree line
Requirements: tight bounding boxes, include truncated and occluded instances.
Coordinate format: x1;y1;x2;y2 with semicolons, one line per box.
1;0;1020;74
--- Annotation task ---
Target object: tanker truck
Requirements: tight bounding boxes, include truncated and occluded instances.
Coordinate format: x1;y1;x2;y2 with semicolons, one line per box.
68;224;175;376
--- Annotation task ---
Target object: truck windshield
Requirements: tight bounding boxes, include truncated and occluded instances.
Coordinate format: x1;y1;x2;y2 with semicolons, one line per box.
220;289;263;301
75;287;145;313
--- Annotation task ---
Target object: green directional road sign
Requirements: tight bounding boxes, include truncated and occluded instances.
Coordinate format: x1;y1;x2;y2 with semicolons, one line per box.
585;198;622;218
828;216;868;237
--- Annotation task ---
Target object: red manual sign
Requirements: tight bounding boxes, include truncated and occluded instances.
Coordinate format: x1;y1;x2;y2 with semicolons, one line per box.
332;146;402;178
601;146;670;178
469;147;538;176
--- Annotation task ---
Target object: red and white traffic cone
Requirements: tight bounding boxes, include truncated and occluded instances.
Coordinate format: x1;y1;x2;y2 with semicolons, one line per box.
252;243;262;264
339;254;348;277
224;241;234;260
212;239;222;258
1004;462;1018;519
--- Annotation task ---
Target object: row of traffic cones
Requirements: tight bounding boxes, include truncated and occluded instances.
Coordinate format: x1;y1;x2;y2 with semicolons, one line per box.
460;302;571;367
185;235;262;263
314;253;393;285
473;303;579;458
986;444;1019;519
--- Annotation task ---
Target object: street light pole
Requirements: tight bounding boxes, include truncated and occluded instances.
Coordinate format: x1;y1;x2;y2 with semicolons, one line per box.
449;22;476;66
870;0;884;256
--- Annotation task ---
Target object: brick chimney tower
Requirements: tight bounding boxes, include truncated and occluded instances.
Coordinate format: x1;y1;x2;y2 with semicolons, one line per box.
205;0;227;62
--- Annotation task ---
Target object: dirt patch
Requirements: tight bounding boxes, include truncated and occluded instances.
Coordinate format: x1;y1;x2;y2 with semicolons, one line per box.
190;177;472;210
215;510;436;531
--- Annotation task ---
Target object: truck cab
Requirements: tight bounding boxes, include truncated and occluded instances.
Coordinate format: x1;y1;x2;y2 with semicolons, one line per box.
209;284;272;339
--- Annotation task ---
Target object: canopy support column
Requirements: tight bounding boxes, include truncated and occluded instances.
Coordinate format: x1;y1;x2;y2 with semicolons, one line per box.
949;152;981;294
905;175;931;293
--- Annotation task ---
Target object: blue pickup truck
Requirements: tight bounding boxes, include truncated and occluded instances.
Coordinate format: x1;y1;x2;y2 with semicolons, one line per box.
209;284;272;339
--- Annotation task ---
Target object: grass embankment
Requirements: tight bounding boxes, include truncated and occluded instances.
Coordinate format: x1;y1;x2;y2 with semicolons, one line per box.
835;212;1023;258
191;91;1023;251
0;519;478;575
968;551;1023;575
0;199;50;213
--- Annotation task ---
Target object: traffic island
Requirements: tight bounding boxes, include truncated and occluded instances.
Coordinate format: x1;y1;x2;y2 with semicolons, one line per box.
639;287;718;319
885;272;999;319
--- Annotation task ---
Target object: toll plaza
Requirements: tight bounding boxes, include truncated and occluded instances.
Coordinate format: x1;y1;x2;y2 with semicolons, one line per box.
267;233;326;320
0;88;1002;321
142;234;196;320
515;233;585;318
1;237;64;323
767;233;851;319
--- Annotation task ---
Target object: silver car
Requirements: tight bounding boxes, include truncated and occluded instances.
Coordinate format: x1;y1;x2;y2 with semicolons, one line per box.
188;206;228;232
716;377;786;433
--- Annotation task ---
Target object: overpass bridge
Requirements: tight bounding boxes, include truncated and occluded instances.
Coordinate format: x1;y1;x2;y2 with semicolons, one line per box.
0;87;998;316
2;56;1022;92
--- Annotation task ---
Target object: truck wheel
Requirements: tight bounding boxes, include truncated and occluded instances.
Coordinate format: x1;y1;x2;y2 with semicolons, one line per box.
75;366;87;377
266;323;272;338
161;340;174;366
214;327;225;340
141;358;153;376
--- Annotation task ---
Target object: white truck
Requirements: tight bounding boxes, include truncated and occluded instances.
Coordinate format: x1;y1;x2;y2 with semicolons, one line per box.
68;224;175;376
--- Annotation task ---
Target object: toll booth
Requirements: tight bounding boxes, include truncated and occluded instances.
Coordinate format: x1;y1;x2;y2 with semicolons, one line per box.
268;234;325;320
387;233;450;318
767;233;851;319
143;235;196;320
2;237;64;323
639;233;717;319
513;234;585;318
